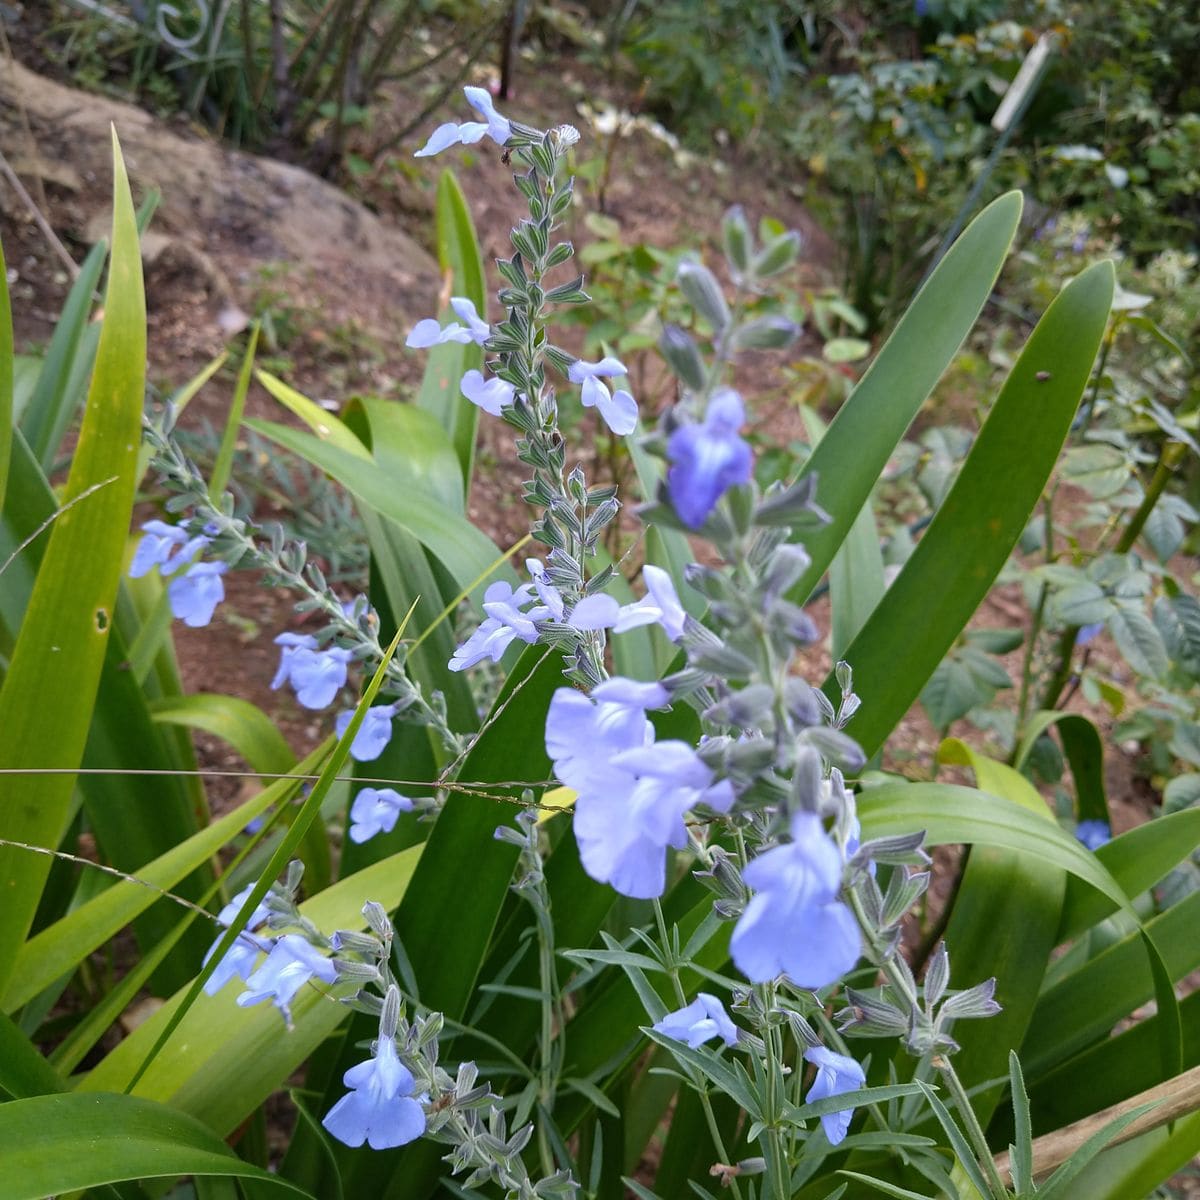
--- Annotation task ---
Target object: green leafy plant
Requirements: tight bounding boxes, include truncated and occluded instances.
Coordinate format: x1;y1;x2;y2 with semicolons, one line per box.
2;111;1200;1200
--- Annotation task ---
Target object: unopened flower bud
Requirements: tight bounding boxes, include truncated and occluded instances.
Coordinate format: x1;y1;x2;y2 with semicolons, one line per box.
803;725;867;773
784;678;822;727
722;205;753;274
361;901;393;940
704;683;775;728
330;929;383;956
677;261;730;331
925;942;950;1008
940;977;1002;1021
659;324;708;391
837;987;911;1037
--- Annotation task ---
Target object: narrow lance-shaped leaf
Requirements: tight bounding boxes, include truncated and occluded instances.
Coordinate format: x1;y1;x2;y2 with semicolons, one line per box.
0;130;145;999
208;320;259;501
791;191;1023;600
0;1092;316;1200
835;261;1115;756
19;239;107;470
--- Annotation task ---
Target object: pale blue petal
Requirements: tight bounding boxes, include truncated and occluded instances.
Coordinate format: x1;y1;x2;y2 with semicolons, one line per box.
457;120;489;145
168;562;227;627
405;318;445;348
414;122;461;157
568;593;620;630
596;387;638;435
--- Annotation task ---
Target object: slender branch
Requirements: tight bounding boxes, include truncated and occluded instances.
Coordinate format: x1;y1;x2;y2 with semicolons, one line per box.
848;887;1007;1200
1114;442;1186;555
0;149;80;280
652;900;745;1200
994;1063;1200;1185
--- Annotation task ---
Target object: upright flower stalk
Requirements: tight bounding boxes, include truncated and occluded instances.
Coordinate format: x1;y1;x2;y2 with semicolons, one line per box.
142;86;1012;1192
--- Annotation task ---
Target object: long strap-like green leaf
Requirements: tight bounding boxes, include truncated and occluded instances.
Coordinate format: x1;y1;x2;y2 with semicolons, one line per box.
416;170;486;493
0;1091;315;1200
835;260;1115;756
792;191;1023;600
0;131;145;998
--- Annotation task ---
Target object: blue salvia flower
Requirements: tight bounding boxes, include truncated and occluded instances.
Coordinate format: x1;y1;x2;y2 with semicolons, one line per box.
129;519;190;577
448;581;549;671
322;1034;426;1150
544;677;665;795
730;812;861;989
568;356;638;435
666;388;754;528
613;565;687;640
653;992;739;1048
201;884;275;996
236;933;338;1025
215;883;273;931
461;369;517;416
526;558;565;621
271;633;318;682
335;704;399;762
564;565;686;642
406;297;491;349
545;677;733;898
414;85;511;157
1074;818;1111;850
348;787;414;843
272;634;353;709
573;739;733;898
167;560;228;627
803;1045;866;1145
203;931;272;996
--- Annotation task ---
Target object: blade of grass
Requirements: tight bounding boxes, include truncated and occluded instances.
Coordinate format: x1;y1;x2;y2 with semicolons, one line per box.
208;321;259;501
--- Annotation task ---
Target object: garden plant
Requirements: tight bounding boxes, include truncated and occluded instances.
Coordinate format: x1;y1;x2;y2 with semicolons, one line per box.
1;56;1200;1200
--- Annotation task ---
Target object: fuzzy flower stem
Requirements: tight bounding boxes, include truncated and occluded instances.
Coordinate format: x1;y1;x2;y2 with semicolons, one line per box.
761;980;793;1200
143;422;463;752
652;899;744;1200
845;887;1005;1199
492;127;616;687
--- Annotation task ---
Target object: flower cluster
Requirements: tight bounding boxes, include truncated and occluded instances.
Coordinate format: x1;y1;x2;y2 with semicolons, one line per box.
545;677;733;898
323;985;426;1151
201;877;341;1028
448;561;686;674
129;519;228;627
730;811;861;989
